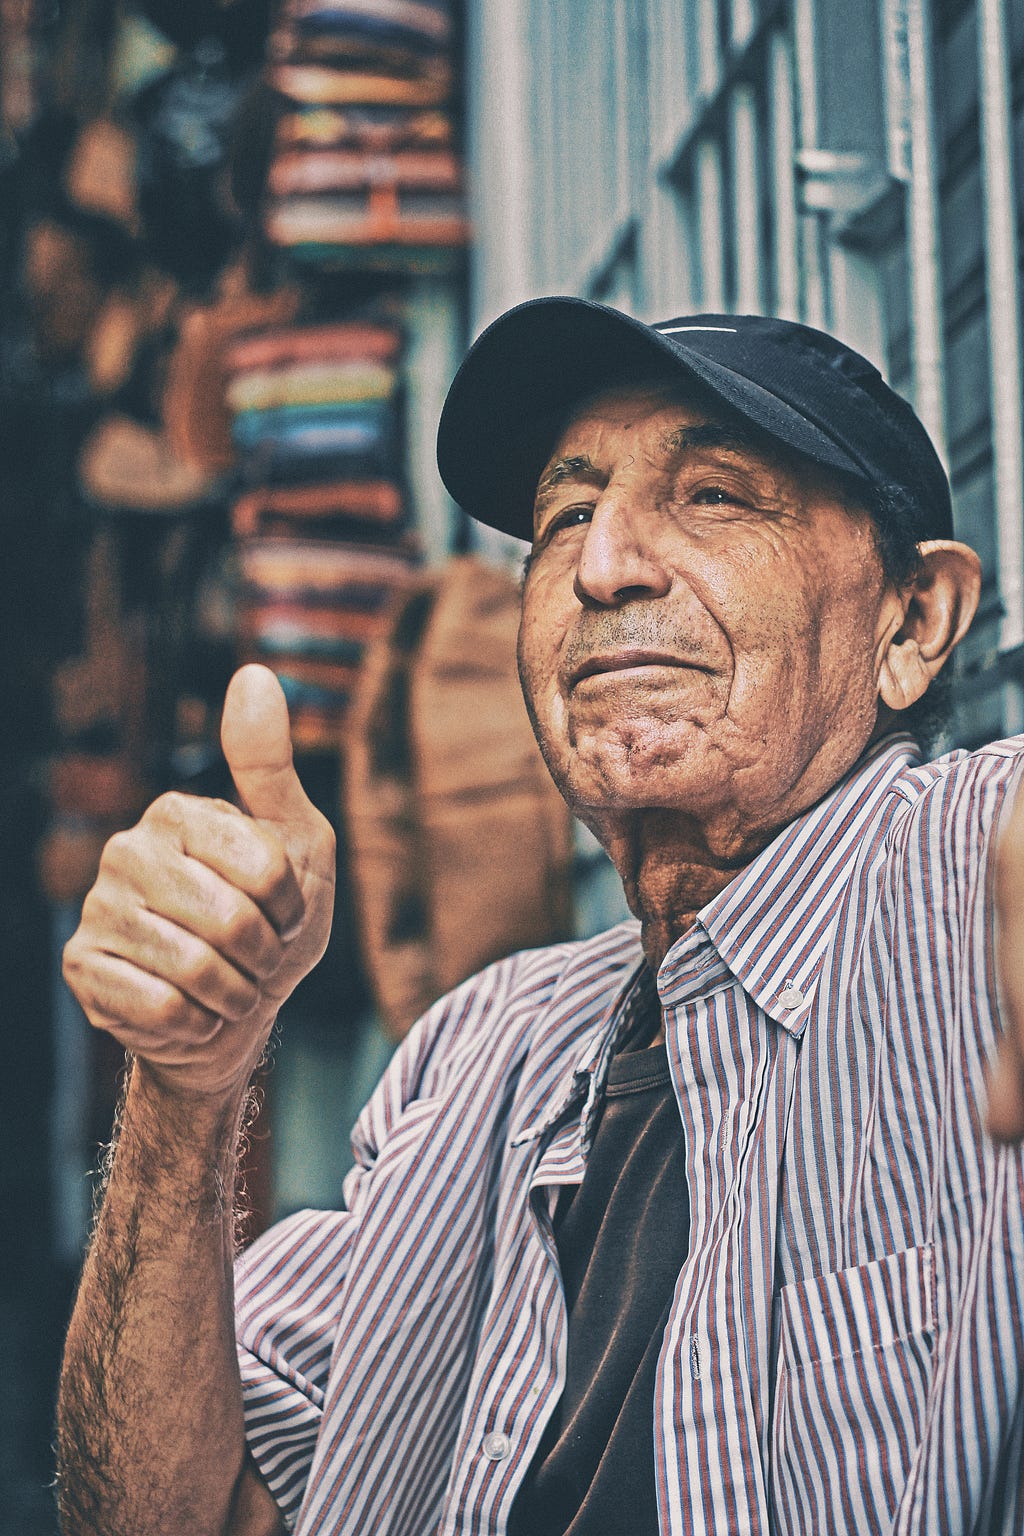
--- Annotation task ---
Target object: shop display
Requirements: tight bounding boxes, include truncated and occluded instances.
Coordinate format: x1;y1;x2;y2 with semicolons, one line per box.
265;0;467;270
224;317;419;748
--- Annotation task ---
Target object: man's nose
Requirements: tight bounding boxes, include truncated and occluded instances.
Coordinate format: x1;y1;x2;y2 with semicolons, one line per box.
572;492;672;608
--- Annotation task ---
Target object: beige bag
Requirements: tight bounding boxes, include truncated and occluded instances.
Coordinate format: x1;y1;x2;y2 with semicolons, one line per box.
346;556;572;1039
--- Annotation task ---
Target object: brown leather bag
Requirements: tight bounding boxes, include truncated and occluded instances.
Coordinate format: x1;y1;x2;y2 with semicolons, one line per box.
163;270;301;473
346;556;573;1040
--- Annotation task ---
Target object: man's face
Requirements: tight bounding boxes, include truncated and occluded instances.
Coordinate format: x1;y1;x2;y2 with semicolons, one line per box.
517;385;900;852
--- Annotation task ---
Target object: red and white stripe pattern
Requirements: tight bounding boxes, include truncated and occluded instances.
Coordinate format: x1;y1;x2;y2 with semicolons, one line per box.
235;732;1024;1534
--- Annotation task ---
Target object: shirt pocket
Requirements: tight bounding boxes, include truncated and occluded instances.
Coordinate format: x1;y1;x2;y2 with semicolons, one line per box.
770;1244;936;1536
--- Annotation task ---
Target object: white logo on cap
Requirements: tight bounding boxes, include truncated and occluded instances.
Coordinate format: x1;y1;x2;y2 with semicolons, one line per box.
656;325;738;334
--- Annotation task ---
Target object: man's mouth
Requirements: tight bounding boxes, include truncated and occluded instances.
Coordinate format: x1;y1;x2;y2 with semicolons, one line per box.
569;649;701;686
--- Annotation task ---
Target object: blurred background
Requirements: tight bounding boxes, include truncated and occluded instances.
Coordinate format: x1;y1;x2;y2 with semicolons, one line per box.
1;0;1023;1528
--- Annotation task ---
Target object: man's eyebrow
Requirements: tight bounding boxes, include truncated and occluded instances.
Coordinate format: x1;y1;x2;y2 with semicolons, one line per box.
661;423;758;457
534;453;603;512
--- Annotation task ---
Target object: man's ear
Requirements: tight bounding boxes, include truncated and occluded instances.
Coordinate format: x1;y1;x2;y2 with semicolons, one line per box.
877;540;982;711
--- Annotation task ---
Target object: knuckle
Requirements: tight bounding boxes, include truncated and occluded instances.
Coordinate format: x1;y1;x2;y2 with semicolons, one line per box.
98;827;135;872
231;976;261;1015
61;936;84;989
144;789;191;829
209;797;243;818
251;837;290;896
217;899;258;951
317;816;337;862
181;945;217;994
79;882;113;930
151;983;192;1033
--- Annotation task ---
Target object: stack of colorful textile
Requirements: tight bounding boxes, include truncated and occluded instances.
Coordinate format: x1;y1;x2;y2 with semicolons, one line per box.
225;318;418;748
265;0;467;270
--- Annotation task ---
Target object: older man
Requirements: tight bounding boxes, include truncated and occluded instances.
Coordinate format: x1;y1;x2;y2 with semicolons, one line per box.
58;299;1024;1536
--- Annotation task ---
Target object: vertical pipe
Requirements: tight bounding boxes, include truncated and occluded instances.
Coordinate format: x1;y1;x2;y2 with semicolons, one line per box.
769;32;800;320
731;83;764;312
613;0;632;224
732;0;756;50
698;0;720;96
904;0;949;462
696;139;727;309
977;0;1024;653
404;278;462;562
791;0;827;325
533;0;555;292
466;0;534;328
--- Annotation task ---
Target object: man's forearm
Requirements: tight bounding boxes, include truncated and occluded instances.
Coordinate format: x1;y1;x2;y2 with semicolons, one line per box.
56;1061;252;1536
56;668;334;1535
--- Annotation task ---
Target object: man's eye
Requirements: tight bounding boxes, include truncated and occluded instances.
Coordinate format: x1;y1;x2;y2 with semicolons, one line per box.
546;505;593;535
691;485;741;506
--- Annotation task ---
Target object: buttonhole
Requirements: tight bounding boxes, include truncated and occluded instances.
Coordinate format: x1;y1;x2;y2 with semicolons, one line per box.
689;1335;701;1380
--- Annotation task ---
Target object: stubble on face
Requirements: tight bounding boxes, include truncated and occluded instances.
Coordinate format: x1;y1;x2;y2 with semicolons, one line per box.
516;386;893;877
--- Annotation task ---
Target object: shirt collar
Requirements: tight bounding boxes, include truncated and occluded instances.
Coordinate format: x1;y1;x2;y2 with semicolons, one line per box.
509;927;648;1148
657;732;921;1036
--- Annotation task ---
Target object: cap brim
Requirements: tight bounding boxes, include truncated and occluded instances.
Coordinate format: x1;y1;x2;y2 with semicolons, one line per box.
436;296;870;541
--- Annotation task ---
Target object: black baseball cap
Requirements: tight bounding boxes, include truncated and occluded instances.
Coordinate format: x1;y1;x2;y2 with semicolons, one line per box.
436;296;953;544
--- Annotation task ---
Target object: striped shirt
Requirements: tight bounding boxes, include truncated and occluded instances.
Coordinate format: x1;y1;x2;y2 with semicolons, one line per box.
236;731;1024;1534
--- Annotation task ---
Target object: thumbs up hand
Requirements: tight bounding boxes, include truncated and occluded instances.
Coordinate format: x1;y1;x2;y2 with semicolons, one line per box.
63;666;336;1100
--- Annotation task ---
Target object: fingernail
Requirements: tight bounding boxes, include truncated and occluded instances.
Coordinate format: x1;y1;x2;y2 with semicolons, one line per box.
281;919;303;944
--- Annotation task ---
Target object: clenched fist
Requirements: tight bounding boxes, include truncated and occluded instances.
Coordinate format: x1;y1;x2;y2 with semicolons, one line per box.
63;665;336;1099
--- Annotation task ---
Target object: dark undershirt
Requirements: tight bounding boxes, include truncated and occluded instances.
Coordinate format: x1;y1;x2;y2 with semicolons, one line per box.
507;985;690;1536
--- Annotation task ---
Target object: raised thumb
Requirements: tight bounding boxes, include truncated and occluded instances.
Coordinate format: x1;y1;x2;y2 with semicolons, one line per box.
221;664;314;825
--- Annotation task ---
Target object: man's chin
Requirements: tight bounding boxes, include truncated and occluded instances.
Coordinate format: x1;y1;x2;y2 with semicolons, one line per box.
565;718;707;787
560;752;710;820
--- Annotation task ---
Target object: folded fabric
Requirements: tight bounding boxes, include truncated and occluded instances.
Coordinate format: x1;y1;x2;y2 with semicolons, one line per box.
232;400;395;464
276;699;354;750
271;60;451;106
239;536;416;600
226;359;395;412
288;19;448;58
240;442;398;483
242;578;401;613
274;656;363;691
265;240;463;274
275;32;448;75
232;479;404;534
242;617;371;664
241;511;410;545
268;146;461;196
287;0;450;40
225;321;401;373
275;670;357;712
276;104;452;150
266;190;466;249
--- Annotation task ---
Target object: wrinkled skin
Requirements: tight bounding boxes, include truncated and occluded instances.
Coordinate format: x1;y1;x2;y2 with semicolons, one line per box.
517;385;976;973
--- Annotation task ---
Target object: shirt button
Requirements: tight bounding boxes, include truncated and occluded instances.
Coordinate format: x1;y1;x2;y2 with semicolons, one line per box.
482;1431;511;1461
778;985;804;1010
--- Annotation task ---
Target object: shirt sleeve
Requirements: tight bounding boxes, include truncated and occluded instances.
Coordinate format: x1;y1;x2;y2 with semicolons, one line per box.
232;949;535;1526
889;738;1024;1532
235;1207;356;1525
